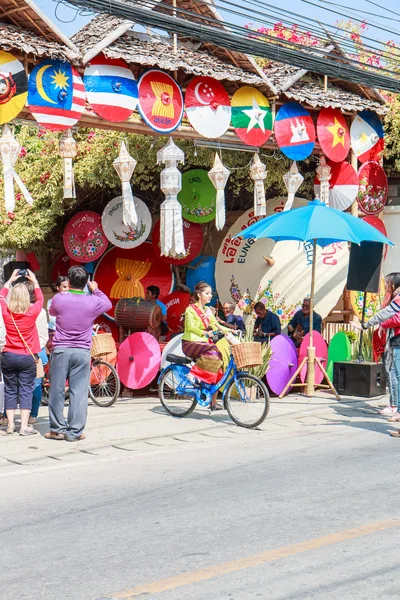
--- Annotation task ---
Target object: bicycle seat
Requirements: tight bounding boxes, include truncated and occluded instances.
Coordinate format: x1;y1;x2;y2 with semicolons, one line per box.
167;354;191;365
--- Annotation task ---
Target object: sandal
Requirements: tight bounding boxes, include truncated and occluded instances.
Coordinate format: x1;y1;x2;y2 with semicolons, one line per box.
389;430;400;438
64;434;86;442
28;417;37;425
44;431;65;440
6;425;15;435
20;428;38;436
387;413;400;422
210;404;224;412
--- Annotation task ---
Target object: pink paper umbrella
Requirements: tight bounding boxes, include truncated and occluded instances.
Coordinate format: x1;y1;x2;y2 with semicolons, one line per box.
299;331;328;384
266;335;298;395
116;332;161;390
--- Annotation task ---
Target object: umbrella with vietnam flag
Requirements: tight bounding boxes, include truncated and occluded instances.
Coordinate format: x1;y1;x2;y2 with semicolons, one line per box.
317;108;350;162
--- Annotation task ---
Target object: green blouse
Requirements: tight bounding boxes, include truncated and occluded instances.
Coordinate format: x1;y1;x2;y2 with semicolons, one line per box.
182;304;229;343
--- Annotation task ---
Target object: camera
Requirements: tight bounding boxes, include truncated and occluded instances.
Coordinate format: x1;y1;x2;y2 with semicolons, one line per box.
18;269;28;277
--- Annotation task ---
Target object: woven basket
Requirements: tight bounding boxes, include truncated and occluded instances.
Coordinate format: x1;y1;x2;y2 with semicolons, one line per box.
232;342;262;369
91;333;115;357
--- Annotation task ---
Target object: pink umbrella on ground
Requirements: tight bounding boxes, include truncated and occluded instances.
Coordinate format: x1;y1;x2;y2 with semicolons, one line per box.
116;332;161;389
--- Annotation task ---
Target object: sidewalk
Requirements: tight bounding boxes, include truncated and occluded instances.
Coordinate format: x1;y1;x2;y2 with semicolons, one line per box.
0;390;393;471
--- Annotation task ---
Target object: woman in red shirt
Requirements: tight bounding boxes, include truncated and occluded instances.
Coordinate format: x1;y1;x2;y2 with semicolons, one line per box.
0;269;43;436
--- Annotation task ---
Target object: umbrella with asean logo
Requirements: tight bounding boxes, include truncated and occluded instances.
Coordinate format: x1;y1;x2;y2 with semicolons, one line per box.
231;86;273;147
138;69;183;133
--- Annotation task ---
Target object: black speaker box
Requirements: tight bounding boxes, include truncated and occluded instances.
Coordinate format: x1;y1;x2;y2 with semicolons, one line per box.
346;241;383;293
333;361;386;397
3;261;30;282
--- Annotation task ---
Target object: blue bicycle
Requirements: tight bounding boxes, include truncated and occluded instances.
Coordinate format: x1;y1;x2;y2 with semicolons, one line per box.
158;341;270;429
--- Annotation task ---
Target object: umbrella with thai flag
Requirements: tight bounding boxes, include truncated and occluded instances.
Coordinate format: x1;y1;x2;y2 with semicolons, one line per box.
314;160;358;211
274;102;315;160
185;76;231;138
84;55;138;122
350;110;384;163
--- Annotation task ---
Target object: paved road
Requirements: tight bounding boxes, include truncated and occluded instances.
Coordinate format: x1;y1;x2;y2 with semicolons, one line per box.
1;405;399;600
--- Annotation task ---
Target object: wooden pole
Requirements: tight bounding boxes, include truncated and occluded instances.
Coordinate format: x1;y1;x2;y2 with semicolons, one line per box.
306;240;317;397
350;114;359;217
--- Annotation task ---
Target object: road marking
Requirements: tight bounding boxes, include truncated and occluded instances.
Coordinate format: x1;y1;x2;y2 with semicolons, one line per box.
113;519;400;599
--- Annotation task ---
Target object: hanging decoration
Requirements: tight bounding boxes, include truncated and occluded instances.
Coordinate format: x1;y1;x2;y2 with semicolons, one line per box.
0;124;33;213
178;169;216;223
314;160;358;211
350;110;384;163
28;59;85;131
208;153;230;230
283;161;304;212
249;153;267;217
113;141;137;228
138;69;183;133
59;129;77;199
274;102;315;160
101;196;151;249
357;161;388;215
63;211;107;263
317;108;350;162
231;86;273;147
0;51;28;125
83;54;138;122
157;138;185;256
152;219;203;265
315;156;331;205
185;76;231;139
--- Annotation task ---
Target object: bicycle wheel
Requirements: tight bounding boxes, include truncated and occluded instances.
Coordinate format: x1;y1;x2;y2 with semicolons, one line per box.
158;365;197;417
89;360;120;407
225;373;270;428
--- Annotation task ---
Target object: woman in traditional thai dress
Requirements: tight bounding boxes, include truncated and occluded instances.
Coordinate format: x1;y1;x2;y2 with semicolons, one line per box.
182;281;230;411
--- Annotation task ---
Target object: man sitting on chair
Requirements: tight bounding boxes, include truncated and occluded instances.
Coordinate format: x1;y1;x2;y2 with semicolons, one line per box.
253;302;281;342
288;298;322;347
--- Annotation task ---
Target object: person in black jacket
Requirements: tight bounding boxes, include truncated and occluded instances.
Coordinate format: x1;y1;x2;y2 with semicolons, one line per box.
253;302;281;342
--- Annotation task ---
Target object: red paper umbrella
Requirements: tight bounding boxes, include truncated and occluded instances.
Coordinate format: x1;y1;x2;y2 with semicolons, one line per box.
63;211;108;263
116;332;161;389
51;251;71;282
317;108;350;162
138;69;183;133
93;242;174;319
164;291;191;332
314;161;358;211
362;215;388;259
357;161;388;215
152;219;203;265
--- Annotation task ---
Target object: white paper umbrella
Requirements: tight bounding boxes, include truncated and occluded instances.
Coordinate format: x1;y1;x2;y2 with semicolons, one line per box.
185;76;231;139
101;196;151;249
161;334;185;370
314;161;358;211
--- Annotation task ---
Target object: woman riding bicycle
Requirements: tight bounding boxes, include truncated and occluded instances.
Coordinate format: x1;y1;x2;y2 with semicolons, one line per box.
182;281;230;411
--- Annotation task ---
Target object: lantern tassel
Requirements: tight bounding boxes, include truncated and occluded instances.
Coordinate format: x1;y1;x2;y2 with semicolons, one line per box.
160;195;185;257
254;183;266;216
13;170;33;206
121;182;138;228
3;162;14;213
63;157;76;199
215;190;226;231
283;192;295;212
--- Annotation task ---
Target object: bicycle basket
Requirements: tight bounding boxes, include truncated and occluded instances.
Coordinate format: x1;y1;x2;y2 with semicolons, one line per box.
232;342;262;369
91;333;115;357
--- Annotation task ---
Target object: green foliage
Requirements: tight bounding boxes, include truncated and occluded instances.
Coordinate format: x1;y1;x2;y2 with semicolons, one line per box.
351;328;373;361
339;328;358;344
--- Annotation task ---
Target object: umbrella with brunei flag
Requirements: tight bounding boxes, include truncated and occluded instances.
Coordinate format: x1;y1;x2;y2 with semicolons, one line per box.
231;86;273;147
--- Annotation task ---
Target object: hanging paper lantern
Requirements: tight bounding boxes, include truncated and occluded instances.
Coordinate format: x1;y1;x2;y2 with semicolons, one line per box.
178;169;216;223
208;153;230;230
59;129;77;199
84;54;138;122
249;153;267;217
113;141;137;228
0;51;28;125
357;161;388;215
314;160;358;211
157;138;185;257
152;219;203;265
185;76;231;138
317;108;350;162
0;124;33;213
231;86;273;147
101;196;151;249
315;156;331;205
283;161;304;212
274;102;315;160
350;110;384;163
63;211;107;263
28;59;85;131
138;69;183;133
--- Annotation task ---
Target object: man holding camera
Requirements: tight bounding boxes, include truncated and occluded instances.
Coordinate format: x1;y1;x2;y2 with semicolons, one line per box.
45;266;111;442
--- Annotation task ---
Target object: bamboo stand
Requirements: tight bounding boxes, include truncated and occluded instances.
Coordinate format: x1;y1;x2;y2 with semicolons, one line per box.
279;240;341;401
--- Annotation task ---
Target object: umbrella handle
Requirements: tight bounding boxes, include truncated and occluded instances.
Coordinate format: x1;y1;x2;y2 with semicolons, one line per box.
129;356;135;362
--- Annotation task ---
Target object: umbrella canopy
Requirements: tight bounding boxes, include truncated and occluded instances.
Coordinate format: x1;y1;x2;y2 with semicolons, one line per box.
236;200;393;248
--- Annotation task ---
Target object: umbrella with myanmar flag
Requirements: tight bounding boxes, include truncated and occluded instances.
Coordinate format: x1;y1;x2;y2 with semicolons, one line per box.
231;86;273;146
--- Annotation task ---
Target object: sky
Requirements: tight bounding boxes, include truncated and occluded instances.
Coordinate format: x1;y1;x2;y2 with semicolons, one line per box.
37;0;400;48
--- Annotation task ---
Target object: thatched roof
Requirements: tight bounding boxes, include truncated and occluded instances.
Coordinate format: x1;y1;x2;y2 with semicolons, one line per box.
0;20;79;61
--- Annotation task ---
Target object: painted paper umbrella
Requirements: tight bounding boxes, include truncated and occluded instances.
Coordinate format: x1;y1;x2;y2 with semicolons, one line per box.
84;54;138;122
51;250;71;281
350;110;384;163
186;255;216;296
116;332;161;389
63;211;107;263
266;335;298;396
231;86;273;147
185;76;231;138
317;108;350;162
299;331;328;384
178;169;216;223
164;291;191;332
0;51;28;125
362;215;388;259
152;219;203;265
137;69;183;133
350;277;385;321
357;161;388;215
28;59;85;131
314;160;358;211
101;196;151;249
274;102;315;160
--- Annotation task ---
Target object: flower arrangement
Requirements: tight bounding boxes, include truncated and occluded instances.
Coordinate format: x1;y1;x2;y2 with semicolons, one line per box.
185;206;214;218
230;277;254;315
357;177;386;214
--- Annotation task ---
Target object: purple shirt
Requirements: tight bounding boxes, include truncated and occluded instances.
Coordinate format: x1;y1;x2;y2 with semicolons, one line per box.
49;289;112;350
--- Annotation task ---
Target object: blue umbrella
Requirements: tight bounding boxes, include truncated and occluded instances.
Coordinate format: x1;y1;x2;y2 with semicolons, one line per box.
235;200;394;397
